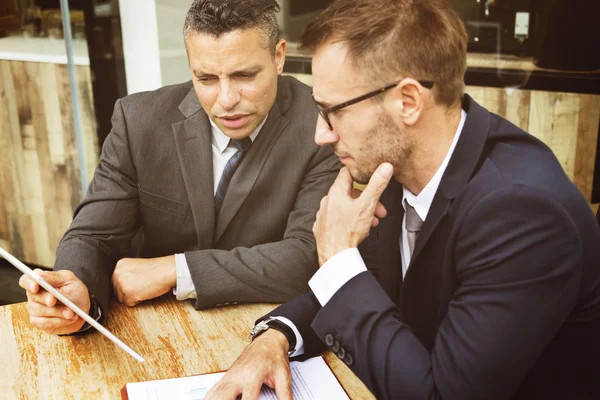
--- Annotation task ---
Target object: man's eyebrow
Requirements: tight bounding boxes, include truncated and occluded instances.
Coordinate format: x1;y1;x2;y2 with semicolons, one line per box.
230;65;263;75
193;69;216;77
193;65;263;77
312;94;331;108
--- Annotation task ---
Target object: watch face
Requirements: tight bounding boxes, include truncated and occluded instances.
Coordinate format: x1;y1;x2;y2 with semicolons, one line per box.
251;320;270;339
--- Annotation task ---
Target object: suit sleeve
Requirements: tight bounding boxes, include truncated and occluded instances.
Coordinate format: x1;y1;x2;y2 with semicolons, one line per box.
309;185;583;400
54;99;140;314
185;146;341;309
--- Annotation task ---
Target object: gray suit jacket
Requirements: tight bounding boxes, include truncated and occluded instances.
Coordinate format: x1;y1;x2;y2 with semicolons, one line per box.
54;76;341;313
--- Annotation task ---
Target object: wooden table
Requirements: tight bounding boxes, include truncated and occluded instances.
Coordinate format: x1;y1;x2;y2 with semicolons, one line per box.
0;297;374;399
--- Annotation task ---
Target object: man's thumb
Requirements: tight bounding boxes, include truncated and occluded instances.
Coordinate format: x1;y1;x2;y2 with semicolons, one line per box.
36;269;70;288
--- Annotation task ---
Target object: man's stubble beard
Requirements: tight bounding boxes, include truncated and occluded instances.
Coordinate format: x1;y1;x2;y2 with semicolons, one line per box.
351;109;411;185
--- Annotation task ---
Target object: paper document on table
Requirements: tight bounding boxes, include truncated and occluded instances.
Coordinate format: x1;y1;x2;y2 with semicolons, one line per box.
125;356;350;400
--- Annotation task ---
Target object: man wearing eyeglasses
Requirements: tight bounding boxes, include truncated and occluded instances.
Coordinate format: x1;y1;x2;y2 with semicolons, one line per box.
207;0;600;399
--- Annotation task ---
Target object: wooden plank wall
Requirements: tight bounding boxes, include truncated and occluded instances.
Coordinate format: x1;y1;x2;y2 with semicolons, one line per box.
466;85;599;211
0;60;98;267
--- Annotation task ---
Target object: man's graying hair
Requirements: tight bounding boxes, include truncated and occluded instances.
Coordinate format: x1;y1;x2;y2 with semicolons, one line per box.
184;0;281;54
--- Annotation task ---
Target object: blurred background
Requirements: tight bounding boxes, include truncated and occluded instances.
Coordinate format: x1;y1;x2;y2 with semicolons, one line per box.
0;0;599;305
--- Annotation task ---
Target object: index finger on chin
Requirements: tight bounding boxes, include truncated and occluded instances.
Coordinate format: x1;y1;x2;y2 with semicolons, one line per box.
332;167;354;192
361;163;394;204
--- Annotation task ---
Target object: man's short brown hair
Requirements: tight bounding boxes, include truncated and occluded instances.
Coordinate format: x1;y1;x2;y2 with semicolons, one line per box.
301;0;468;107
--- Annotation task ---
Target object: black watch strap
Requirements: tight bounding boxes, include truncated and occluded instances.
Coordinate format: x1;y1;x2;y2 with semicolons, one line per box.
72;293;102;335
252;318;297;356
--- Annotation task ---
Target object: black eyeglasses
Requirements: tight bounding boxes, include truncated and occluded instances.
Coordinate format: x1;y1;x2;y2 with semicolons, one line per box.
313;80;434;130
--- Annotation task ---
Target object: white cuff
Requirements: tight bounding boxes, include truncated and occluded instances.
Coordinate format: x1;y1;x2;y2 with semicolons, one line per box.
309;248;367;306
173;253;197;300
272;316;305;357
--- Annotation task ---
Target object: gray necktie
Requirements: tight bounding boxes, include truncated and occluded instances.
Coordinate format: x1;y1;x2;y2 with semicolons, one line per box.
214;137;252;216
405;201;423;258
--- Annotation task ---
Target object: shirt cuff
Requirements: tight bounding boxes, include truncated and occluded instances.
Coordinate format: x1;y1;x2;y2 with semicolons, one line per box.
272;316;305;357
309;248;367;306
173;253;197;300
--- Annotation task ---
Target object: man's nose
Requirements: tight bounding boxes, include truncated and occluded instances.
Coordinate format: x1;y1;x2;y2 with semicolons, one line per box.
217;80;240;110
314;115;339;146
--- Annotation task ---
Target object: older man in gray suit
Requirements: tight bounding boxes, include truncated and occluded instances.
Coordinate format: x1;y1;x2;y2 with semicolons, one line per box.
18;0;340;335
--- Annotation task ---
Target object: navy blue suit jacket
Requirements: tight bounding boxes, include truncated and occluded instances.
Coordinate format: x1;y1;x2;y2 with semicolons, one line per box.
266;95;600;399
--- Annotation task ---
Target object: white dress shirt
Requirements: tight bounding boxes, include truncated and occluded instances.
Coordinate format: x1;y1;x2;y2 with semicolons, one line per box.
287;110;467;357
173;116;267;300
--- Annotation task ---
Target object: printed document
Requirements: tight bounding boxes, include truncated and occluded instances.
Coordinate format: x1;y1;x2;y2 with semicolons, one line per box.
126;356;349;400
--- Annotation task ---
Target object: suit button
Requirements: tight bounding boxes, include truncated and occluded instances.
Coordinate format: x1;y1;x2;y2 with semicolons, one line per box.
344;352;353;366
325;334;334;347
337;347;346;360
332;340;340;353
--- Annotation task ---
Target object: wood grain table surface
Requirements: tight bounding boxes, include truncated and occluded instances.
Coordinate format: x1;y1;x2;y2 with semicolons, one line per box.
0;296;374;400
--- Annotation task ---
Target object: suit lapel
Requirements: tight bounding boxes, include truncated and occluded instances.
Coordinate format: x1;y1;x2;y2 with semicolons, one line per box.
405;95;491;275
407;194;452;270
214;78;292;243
172;88;215;249
399;96;493;345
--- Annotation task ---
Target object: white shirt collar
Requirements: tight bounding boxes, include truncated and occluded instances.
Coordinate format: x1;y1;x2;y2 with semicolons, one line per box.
402;109;467;221
209;115;268;154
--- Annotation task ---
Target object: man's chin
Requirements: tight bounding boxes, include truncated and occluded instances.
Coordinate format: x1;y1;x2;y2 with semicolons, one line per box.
218;122;255;140
348;168;371;185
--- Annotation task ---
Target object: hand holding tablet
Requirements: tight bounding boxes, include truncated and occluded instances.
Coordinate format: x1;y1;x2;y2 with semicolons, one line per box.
1;246;144;362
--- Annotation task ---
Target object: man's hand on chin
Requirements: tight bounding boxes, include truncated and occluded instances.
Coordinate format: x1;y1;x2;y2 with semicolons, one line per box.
312;163;393;266
112;255;177;307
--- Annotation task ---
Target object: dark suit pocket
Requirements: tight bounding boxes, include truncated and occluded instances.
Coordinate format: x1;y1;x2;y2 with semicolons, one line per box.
138;185;190;218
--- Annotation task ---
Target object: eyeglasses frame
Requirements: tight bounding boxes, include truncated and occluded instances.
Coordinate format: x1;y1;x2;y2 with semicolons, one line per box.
313;80;434;130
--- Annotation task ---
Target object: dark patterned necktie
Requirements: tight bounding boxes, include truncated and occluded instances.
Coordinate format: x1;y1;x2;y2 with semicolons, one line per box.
214;137;252;216
405;201;423;258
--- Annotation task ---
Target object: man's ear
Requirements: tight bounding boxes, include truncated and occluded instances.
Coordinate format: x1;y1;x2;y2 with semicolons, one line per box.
386;78;425;126
275;39;287;75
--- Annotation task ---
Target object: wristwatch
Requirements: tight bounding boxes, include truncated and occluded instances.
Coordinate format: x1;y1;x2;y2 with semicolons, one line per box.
76;293;102;333
250;317;297;357
58;293;102;337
